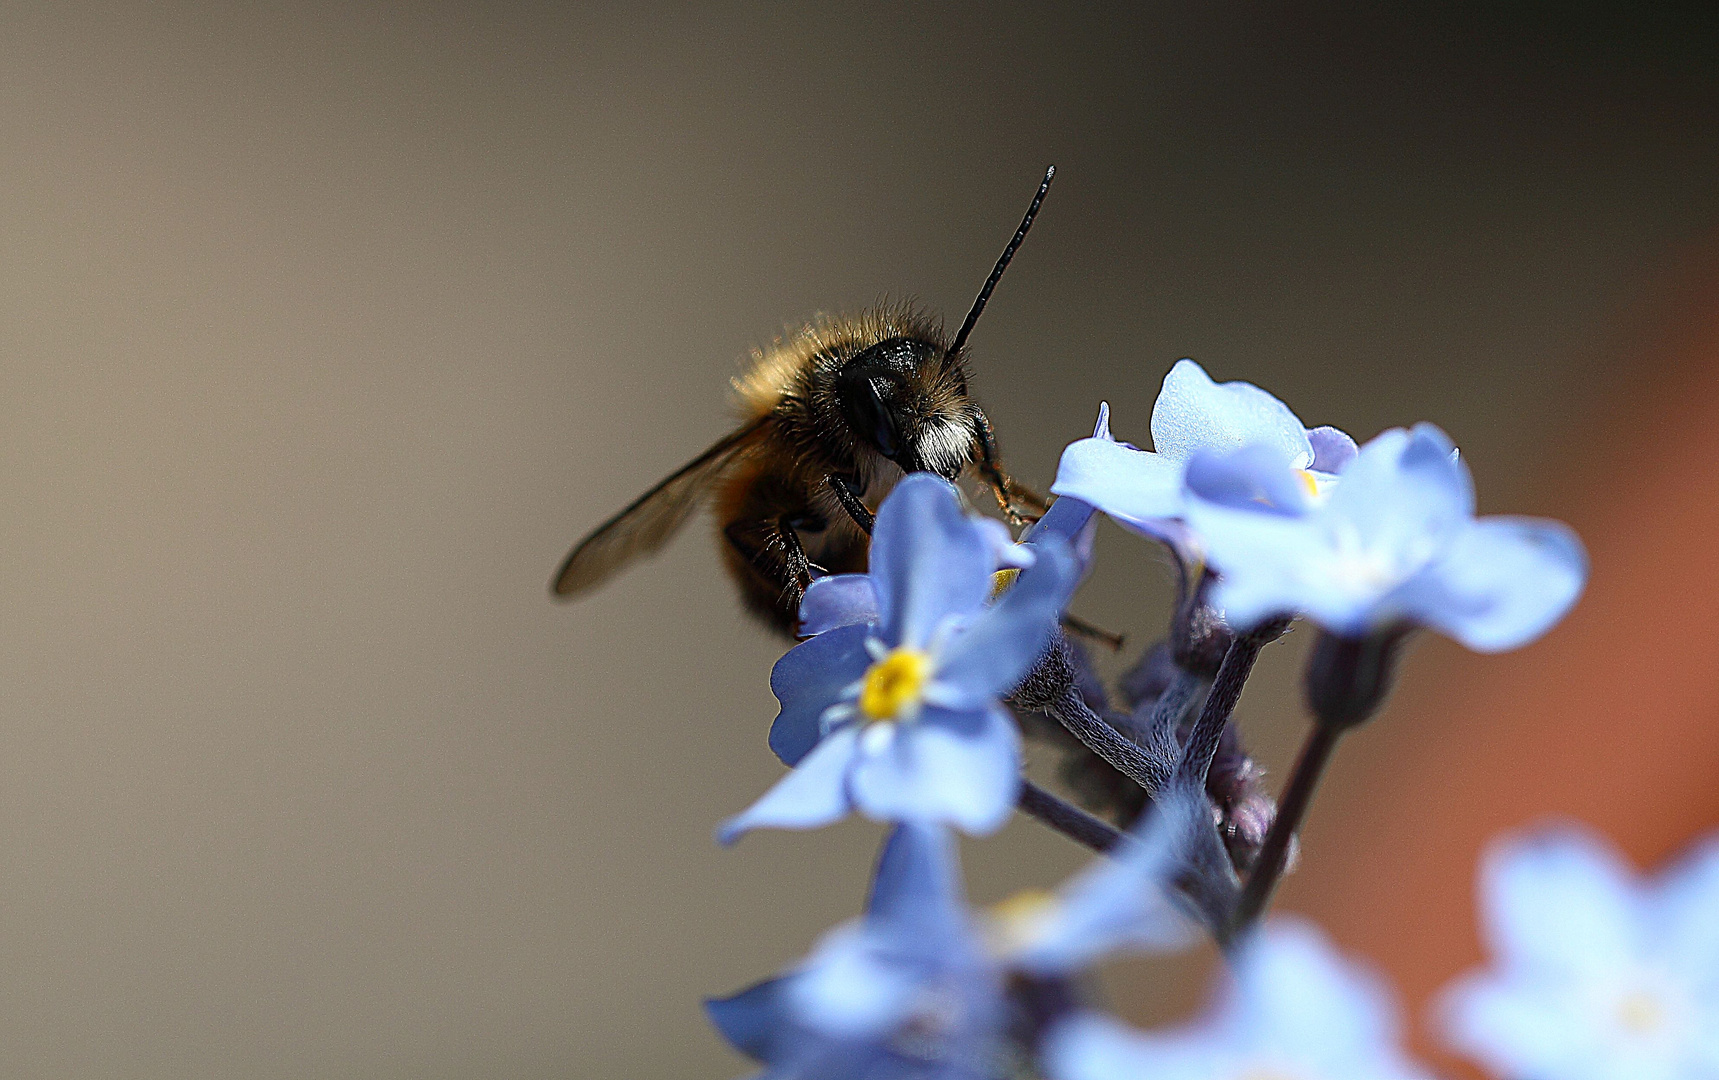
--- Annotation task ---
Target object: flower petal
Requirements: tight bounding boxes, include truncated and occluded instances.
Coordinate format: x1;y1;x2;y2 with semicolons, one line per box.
1228;920;1415;1073
705;977;793;1062
768;624;875;766
1183;443;1317;515
1006;788;1198;974
1307;425;1359;473
717;726;860;844
1325;424;1473;553
789;923;922;1039
1042;1012;1213;1080
867;474;996;649
1151;359;1314;467
1654;833;1719;980
1477;825;1642;977
865;822;967;938
798;575;880;637
933;538;1079;707
1396;516;1587;652
847;706;1021;834
1051;437;1185;529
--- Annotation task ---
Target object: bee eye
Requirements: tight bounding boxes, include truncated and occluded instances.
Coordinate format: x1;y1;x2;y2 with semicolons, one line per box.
838;371;904;460
865;378;900;458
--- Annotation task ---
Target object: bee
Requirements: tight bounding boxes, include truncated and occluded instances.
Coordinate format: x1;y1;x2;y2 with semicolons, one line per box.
552;168;1057;636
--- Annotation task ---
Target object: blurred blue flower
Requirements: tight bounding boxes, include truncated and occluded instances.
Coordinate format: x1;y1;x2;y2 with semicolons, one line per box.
1044;919;1429;1080
1184;423;1587;650
706;823;1005;1080
1440;825;1719;1080
990;777;1209;973
1050;360;1353;540
710;805;1201;1079
720;474;1079;840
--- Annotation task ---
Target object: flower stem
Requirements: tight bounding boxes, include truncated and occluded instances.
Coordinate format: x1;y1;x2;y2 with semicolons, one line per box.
1047;683;1173;794
1017;779;1124;853
1228;721;1343;936
1175;619;1288;785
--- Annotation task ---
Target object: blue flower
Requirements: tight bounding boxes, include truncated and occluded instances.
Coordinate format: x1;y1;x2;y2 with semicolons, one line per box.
710;810;1199;1080
1183;423;1587;650
706;823;1005;1080
1439;825;1719;1080
990;777;1209;972
720;474;1080;840
1050;360;1353;540
1044;919;1429;1080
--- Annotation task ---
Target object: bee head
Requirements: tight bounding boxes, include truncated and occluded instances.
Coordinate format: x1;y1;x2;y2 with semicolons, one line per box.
835;336;975;480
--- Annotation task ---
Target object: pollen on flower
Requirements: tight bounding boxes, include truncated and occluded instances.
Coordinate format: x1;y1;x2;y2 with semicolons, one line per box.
859;647;934;722
1614;989;1667;1035
1298;469;1322;497
989;568;1021;600
1233;1063;1308;1080
985;888;1058;953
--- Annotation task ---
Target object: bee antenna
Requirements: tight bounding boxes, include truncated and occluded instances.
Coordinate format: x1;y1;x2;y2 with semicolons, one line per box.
948;164;1055;357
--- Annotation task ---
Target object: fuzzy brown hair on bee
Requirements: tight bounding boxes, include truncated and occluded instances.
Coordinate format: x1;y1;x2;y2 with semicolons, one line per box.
552;168;1056;636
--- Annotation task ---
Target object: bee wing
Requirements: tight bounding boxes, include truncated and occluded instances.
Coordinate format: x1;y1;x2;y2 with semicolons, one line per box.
551;417;769;598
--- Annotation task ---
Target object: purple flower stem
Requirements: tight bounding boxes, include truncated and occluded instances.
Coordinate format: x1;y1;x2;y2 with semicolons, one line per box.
1017;778;1125;853
1174;618;1289;786
1228;720;1343;936
1047;683;1173;794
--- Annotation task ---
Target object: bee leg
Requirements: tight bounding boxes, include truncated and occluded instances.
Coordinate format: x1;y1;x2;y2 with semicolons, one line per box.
972;409;1046;526
827;475;875;536
724;517;816;613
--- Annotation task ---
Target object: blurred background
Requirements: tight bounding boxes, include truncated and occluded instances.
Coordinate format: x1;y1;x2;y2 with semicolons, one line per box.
2;3;1717;1076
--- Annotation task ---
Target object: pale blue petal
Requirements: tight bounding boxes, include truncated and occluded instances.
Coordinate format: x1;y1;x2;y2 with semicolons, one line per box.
1307;425;1359;473
1051;437;1185;528
1230;920;1416;1074
848;706;1021;835
1183;444;1317;515
868;475;996;649
1042;1012;1217;1080
1478;825;1642;976
1396;517;1587;652
1023;492;1099;579
1091;401;1113;441
790;924;921;1039
933;539;1079;707
768;623;874;766
706;978;793;1062
1007;789;1197;974
1185;499;1367;632
1325;424;1473;554
718;726;860;844
1150;359;1313;467
798;575;880;637
865;822;967;940
1439;974;1592;1080
1654;834;1719;980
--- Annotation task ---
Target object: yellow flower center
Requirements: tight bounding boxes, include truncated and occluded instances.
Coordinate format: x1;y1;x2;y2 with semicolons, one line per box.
985;888;1058;953
859;647;934;722
1298;469;1321;497
990;568;1021;599
1616;989;1666;1035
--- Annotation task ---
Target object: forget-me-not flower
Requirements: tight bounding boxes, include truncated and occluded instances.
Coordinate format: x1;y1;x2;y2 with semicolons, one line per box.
1439;824;1719;1080
1050;360;1355;542
719;474;1079;840
1044;919;1430;1080
1183;422;1586;650
710;807;1200;1079
707;823;1004;1080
